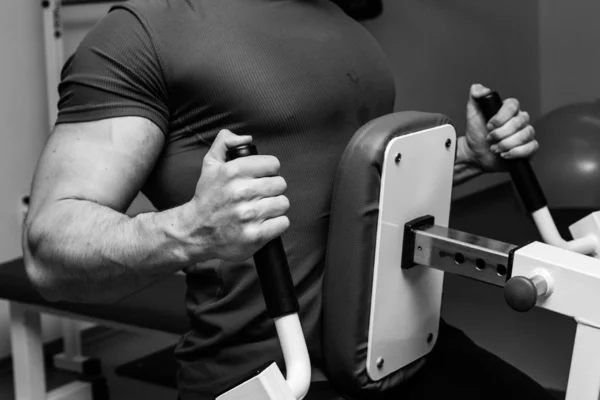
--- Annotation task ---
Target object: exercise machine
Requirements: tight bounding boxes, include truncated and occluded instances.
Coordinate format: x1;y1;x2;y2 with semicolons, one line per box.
4;88;598;399
374;93;600;400
220;92;600;400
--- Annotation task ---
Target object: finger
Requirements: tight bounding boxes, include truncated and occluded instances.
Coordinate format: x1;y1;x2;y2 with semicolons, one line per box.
224;155;281;179
245;215;291;245
487;111;531;142
258;215;291;242
230;176;287;201
500;140;539;160
491;125;535;154
205;129;253;163
469;83;493;99
487;98;520;131
235;195;290;223
255;195;290;220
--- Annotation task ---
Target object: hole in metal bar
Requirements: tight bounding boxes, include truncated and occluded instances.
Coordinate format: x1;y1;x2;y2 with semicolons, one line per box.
474;258;486;271
454;253;465;265
496;264;507;276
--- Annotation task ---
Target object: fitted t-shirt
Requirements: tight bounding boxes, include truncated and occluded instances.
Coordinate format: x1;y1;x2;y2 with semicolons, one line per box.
56;0;396;398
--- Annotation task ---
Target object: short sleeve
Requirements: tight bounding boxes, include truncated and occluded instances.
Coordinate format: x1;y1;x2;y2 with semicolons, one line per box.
56;6;169;134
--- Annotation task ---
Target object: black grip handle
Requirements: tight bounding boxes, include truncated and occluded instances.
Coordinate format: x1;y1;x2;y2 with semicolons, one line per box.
475;92;547;213
226;144;299;319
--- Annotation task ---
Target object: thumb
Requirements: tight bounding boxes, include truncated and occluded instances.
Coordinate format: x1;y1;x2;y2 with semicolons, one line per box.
469;83;492;100
204;129;253;165
466;83;493;122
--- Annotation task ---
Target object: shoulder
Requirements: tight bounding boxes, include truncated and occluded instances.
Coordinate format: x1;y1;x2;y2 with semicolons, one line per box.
111;0;195;28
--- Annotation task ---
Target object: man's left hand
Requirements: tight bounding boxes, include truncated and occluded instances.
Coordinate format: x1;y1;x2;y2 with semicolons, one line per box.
461;83;539;172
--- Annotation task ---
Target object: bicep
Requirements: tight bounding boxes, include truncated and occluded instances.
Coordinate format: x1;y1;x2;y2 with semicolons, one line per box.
28;117;164;218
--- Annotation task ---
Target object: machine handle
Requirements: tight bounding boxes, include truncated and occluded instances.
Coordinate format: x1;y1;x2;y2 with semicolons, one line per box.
504;275;548;312
226;144;300;319
475;92;547;213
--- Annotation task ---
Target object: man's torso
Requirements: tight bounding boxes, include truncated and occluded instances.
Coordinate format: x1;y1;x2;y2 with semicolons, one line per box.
105;0;396;397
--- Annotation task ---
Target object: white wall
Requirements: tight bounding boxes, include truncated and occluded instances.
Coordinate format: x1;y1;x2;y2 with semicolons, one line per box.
0;0;62;359
61;3;115;57
0;0;48;266
0;1;119;360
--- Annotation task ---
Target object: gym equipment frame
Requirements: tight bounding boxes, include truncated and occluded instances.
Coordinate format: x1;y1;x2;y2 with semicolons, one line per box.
218;92;600;399
366;92;600;400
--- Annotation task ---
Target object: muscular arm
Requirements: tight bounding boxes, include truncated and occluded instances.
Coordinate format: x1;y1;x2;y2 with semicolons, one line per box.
23;117;203;304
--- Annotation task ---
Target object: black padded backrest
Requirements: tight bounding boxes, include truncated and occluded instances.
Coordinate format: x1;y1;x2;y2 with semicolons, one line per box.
322;111;453;396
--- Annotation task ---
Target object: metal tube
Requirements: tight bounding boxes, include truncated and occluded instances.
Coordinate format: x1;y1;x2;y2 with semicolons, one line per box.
566;320;600;400
530;275;548;297
412;225;518;287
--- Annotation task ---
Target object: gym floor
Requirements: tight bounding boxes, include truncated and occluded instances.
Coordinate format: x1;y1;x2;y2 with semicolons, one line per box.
0;328;567;400
0;328;179;400
0;324;567;399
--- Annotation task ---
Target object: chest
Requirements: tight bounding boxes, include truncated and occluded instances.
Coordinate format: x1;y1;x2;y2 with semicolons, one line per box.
163;2;395;135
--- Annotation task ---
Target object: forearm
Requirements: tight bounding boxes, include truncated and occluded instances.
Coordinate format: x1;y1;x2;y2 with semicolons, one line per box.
453;136;484;186
24;199;202;303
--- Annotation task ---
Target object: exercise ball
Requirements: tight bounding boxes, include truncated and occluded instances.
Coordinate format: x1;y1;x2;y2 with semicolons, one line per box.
531;100;600;210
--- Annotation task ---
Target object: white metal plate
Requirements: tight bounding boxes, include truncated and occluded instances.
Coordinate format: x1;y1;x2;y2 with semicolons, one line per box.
216;363;296;400
367;124;456;380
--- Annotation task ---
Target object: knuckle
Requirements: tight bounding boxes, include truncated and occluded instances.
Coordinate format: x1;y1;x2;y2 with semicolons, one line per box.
488;116;499;129
244;225;262;243
504;99;518;116
517;112;529;128
231;185;250;201
237;204;257;221
523;126;534;141
223;163;240;179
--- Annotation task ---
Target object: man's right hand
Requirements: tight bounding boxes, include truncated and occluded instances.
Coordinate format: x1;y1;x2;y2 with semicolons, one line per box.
183;129;290;262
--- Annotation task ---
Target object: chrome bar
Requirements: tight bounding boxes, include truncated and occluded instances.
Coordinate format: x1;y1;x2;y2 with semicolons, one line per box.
412;225;518;287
